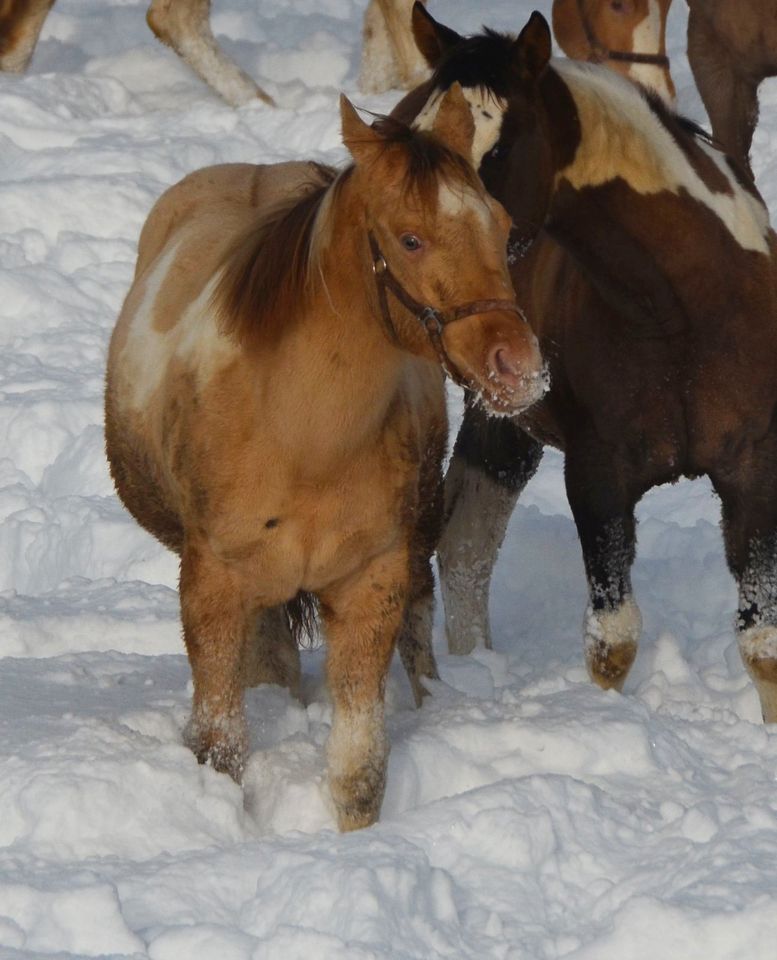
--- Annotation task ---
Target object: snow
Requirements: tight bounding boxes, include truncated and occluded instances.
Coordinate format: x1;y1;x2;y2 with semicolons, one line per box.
2;0;777;957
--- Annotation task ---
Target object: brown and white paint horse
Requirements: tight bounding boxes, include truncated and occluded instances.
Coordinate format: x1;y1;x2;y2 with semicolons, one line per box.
552;0;675;103
105;86;543;830
0;0;273;106
396;5;777;723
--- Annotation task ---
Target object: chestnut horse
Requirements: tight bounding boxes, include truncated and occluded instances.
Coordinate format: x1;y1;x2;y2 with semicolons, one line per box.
0;0;273;106
105;87;543;831
552;0;675;103
686;0;777;178
396;5;777;723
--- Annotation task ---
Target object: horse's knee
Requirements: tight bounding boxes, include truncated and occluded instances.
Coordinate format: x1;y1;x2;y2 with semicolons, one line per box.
739;626;777;723
584;598;641;691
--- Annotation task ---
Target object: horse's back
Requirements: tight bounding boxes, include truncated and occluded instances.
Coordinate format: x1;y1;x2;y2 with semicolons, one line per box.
134;161;327;277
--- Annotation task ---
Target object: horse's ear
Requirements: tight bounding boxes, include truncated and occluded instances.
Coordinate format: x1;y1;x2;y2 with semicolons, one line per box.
511;11;552;82
412;1;462;68
340;95;383;166
432;82;475;163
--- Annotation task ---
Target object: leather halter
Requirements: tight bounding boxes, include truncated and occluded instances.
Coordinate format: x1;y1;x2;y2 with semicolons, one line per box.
367;231;524;388
575;0;670;68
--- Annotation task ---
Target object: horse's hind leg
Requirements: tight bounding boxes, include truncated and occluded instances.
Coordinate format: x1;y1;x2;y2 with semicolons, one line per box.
320;546;408;831
146;0;275;107
712;443;777;722
0;0;55;72
687;6;758;176
241;606;301;699
437;397;543;654
180;540;252;781
565;445;641;691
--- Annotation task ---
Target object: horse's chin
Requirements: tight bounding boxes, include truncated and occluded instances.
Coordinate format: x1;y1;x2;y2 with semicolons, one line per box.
473;370;549;419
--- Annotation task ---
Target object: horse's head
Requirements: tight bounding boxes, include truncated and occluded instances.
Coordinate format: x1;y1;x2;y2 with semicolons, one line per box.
401;6;560;267
552;0;675;103
340;88;544;415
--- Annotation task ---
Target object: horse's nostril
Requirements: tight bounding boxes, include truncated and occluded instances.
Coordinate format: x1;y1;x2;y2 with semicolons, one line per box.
488;344;522;386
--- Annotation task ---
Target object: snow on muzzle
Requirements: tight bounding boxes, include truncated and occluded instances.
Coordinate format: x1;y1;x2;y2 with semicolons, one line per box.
442;304;546;415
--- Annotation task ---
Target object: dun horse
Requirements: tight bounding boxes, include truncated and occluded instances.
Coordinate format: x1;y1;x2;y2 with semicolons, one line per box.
0;0;273;106
396;5;777;723
552;0;674;103
104;87;544;830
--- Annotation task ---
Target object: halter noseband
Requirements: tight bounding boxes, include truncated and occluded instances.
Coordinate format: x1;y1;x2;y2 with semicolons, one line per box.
575;0;670;68
367;231;524;388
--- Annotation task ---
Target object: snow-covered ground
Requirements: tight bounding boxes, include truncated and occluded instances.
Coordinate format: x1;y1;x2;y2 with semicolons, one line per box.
2;0;777;956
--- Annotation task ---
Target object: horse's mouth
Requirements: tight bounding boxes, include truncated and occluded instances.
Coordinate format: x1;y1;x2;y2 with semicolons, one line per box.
477;367;549;417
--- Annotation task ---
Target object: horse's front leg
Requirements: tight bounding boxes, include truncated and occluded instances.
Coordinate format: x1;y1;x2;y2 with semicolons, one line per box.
712;440;777;722
179;540;252;781
0;0;55;72
146;0;275;107
437;397;543;654
565;448;641;691
320;546;409;831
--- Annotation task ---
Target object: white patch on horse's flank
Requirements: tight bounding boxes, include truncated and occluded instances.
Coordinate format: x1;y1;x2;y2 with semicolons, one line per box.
555;59;770;254
627;0;674;104
415;86;506;166
121;241;237;410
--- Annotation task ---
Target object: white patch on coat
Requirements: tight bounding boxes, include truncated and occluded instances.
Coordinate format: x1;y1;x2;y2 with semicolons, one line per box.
627;0;674;104
584;596;642;663
554;59;770;254
739;624;777;662
415;86;506;166
437;181;492;228
120;241;238;410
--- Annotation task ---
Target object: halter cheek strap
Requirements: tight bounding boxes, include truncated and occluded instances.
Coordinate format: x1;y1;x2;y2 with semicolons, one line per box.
367;231;525;389
576;0;670;68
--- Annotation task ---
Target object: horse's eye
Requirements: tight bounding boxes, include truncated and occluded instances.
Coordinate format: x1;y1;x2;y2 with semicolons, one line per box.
489;144;508;161
400;233;423;252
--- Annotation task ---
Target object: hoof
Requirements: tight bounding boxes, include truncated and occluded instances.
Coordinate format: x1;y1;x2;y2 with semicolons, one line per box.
584;598;641;692
739;627;777;723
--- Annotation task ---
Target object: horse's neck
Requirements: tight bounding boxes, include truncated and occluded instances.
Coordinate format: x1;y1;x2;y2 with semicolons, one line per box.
545;60;770;257
278;197;413;453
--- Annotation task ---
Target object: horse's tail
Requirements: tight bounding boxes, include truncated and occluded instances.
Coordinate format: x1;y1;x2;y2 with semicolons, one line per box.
285;591;319;648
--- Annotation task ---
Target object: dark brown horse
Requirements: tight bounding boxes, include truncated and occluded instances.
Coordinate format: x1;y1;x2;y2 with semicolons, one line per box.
397;4;777;723
105;87;543;830
686;0;777;178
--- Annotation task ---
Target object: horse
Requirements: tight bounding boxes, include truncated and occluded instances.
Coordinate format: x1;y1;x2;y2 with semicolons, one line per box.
686;0;777;179
104;85;544;831
0;0;274;106
552;0;675;103
394;4;777;724
360;0;430;95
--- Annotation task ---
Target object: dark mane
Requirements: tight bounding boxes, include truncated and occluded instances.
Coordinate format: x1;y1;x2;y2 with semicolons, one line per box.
213;117;481;349
212;162;341;348
431;28;517;99
369;113;482;195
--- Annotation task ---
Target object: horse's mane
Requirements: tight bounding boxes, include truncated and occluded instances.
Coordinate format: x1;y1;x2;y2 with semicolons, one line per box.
213;117;480;349
212;162;341;348
432;28;517;100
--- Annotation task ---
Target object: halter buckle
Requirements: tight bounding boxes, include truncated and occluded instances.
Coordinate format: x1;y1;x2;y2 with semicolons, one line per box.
419;307;444;335
373;255;387;276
